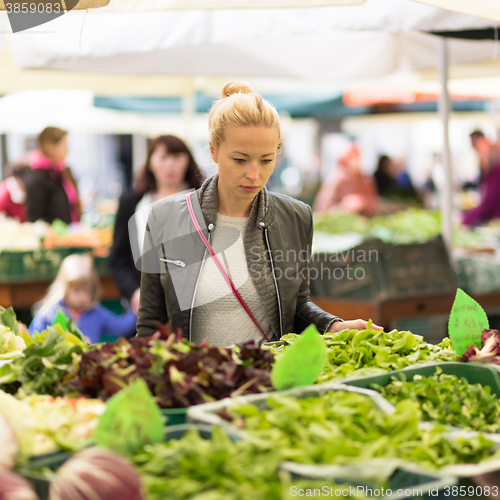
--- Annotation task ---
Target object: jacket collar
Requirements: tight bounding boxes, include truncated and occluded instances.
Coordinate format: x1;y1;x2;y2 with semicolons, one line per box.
196;174;275;229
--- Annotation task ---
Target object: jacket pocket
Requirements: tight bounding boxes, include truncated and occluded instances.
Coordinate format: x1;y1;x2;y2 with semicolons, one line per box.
159;257;186;268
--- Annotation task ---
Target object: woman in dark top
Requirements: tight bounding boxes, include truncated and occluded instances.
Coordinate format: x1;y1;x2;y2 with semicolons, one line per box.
25;127;80;224
110;135;202;314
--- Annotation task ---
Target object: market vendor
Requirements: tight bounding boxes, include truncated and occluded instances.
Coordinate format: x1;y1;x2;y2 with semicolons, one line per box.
110;135;203;315
25;126;81;225
136;82;379;345
463;130;500;226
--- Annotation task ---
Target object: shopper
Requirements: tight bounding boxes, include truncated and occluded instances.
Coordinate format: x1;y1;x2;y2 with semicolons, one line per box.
25;127;80;224
313;143;378;217
0;162;30;222
29;254;137;343
137;82;380;345
463;130;500;226
110;135;203;315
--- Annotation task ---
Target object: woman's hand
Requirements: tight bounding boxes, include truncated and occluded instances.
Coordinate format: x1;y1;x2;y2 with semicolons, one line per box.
130;288;141;316
328;319;383;333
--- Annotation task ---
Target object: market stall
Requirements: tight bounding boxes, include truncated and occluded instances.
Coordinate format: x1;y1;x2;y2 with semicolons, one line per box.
0;291;499;498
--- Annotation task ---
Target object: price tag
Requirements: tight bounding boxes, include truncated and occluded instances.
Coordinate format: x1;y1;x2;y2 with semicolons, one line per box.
448;288;489;356
271;324;327;391
52;310;69;331
95;379;165;456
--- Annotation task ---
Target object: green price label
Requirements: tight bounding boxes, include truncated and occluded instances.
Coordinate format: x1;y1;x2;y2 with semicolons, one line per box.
448;288;489;356
95;379;164;456
52;310;69;331
271;324;327;391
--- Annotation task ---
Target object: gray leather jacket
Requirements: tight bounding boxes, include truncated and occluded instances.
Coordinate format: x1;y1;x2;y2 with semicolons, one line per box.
136;175;341;340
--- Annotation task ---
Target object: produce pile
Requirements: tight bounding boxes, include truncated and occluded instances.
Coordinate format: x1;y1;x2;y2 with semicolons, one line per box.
314;208;489;247
0;390;105;462
370;368;500;433
64;330;274;408
0;215;113;253
0;324;87;397
0;306;28;361
226;391;500;471
268;322;460;382
133;427;363;500
0;326;275;409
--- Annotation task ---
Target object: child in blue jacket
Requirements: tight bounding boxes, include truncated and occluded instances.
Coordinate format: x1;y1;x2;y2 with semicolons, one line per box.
29;253;137;343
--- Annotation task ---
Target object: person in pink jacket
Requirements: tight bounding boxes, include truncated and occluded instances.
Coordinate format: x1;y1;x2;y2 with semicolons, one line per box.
314;143;378;217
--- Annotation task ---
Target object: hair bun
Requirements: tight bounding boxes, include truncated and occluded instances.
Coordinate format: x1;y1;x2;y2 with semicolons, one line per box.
222;81;252;98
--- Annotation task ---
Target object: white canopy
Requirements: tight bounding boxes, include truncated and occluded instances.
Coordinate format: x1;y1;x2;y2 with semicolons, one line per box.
7;0;500;80
412;0;500;23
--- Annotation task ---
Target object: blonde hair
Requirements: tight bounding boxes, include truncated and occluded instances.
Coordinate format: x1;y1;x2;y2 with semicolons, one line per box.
208;81;282;152
37;254;101;315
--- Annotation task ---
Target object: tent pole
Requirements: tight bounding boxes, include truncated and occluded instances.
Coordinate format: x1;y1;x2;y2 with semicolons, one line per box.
438;36;454;261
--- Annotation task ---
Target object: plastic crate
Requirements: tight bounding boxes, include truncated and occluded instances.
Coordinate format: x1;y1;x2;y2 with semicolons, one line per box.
162;407;188;426
376;235;457;300
18;451;72;500
282;462;457;500
391;314;450;345
309;236;456;301
456;255;500;295
343;362;500;399
187;382;395;440
94;255;110;276
309;239;385;299
0;250;66;282
164;423;240;442
0;247;94;283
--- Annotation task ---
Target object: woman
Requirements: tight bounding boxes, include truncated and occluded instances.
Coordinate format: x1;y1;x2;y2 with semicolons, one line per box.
110;135;202;315
137;82;378;344
314;143;377;217
25;127;80;224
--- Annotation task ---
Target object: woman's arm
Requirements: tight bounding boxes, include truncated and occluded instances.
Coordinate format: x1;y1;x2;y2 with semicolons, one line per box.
97;306;137;339
136;270;168;337
109;192;142;301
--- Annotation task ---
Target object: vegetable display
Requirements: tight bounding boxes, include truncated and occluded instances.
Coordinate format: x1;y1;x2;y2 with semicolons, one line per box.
0;390;106;459
133;427;365;500
226;391;500;470
370;369;500;433
314;208;488;247
64;330;274;408
0;306;28;361
0;326;86;397
269;322;460;382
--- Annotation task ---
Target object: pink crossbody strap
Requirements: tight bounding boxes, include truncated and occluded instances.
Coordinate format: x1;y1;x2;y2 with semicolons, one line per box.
186;192;270;342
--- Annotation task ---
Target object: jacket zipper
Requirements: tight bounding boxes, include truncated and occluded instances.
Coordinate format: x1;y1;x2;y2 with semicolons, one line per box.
264;228;283;339
159;258;186;268
188;232;210;343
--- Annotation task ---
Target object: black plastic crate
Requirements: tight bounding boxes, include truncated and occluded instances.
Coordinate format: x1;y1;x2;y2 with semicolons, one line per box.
309;236;456;301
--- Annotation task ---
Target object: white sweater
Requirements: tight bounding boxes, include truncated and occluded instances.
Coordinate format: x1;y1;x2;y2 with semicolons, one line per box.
191;212;272;347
